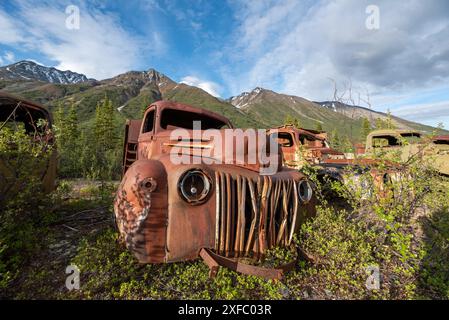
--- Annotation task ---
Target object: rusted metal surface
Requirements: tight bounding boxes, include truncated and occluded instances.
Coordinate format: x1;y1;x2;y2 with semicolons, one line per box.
122;119;142;174
0;92;57;194
214;173;313;259
199;248;295;280
114;101;316;278
268;125;345;168
268;125;381;169
268;125;403;195
433;135;449;143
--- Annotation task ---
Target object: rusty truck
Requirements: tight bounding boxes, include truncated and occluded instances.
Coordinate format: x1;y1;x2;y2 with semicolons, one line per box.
268;125;400;197
114;101;316;279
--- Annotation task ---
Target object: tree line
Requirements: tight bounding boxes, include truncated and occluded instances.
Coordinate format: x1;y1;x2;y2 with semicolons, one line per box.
53;96;123;180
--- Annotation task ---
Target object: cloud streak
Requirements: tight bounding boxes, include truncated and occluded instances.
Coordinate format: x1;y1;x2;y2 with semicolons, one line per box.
220;0;449;127
0;1;164;79
180;75;222;97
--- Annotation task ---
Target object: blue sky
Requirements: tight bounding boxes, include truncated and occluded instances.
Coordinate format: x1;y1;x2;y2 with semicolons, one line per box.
0;0;448;129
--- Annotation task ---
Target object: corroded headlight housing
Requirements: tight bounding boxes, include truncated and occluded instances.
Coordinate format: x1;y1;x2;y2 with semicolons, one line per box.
298;179;313;202
178;169;212;205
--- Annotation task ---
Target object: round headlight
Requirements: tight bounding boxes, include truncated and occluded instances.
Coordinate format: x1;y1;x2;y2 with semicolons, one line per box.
298;180;313;203
178;169;212;205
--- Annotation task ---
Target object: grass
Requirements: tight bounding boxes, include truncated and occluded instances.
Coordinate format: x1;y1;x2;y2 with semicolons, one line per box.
3;175;448;300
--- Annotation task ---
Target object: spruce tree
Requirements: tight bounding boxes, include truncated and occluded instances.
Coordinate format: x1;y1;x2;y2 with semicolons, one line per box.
375;118;385;130
93;95;118;180
284;114;294;126
361;117;371;139
293;118;301;129
66;104;79;141
331;129;341;150
385;110;396;129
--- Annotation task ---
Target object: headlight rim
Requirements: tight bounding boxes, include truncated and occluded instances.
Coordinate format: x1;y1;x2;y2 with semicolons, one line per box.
178;168;212;205
298;179;313;203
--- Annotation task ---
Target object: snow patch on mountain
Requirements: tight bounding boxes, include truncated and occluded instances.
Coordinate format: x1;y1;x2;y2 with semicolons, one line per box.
0;60;90;84
229;87;266;108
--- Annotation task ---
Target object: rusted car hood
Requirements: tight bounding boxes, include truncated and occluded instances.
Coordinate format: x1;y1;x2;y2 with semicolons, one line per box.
144;129;283;173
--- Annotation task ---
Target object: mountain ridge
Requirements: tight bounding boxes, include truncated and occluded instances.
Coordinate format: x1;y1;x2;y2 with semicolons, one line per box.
0;60;90;84
0;60;444;138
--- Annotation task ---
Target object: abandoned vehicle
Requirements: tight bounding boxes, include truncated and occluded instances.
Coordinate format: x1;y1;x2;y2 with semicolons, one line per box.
0;92;57;202
268;125;346;169
268;125;402;197
365;129;449;176
114;101;316;278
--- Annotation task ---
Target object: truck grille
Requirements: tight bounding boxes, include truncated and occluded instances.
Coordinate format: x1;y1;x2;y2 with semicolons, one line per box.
214;172;300;259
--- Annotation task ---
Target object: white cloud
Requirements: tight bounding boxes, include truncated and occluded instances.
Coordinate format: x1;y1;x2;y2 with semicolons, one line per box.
392;101;449;121
218;0;449;128
3;51;15;63
0;10;23;44
0;51;16;66
0;1;165;79
180;75;222;97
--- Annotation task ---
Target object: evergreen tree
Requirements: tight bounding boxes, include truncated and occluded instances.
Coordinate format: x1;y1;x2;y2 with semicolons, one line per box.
331;129;341;150
66;104;80;145
93;95;119;180
375;117;385;130
385;109;396;129
342;135;353;153
53;103;82;177
293;118;301;129
95;96;116;152
284;114;294;126
361;117;371;139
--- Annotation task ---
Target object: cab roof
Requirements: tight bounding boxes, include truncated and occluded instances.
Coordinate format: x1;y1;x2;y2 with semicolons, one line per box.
146;100;234;129
367;129;422;138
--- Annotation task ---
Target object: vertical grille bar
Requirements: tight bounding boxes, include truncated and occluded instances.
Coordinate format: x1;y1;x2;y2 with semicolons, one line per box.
215;171;220;252
219;172;226;255
215;172;300;259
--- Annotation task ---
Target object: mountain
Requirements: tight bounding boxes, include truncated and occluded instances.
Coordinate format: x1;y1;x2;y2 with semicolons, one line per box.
0;60;444;140
228;87;367;138
0;62;259;128
0;61;89;84
315;101;436;132
228;88;441;139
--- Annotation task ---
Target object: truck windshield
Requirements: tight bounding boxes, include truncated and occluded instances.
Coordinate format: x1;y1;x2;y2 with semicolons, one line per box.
160;108;229;130
299;134;325;148
400;133;422;144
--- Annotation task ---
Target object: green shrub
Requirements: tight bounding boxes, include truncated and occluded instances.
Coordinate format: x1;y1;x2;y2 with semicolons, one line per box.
0;122;55;291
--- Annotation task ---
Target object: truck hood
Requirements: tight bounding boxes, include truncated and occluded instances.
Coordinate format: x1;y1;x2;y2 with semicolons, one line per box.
156;129;283;174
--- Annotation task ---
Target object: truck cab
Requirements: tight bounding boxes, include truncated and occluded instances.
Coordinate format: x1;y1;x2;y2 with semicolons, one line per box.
365;129;449;176
115;101;316;266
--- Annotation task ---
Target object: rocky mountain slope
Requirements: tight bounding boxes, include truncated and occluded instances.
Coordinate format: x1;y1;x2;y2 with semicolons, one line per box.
0;61;257;128
315;101;433;132
228;88;440;137
0;61;89;84
0;60;443;139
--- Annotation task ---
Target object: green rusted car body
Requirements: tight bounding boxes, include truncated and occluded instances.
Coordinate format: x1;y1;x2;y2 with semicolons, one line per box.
365;129;449;176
